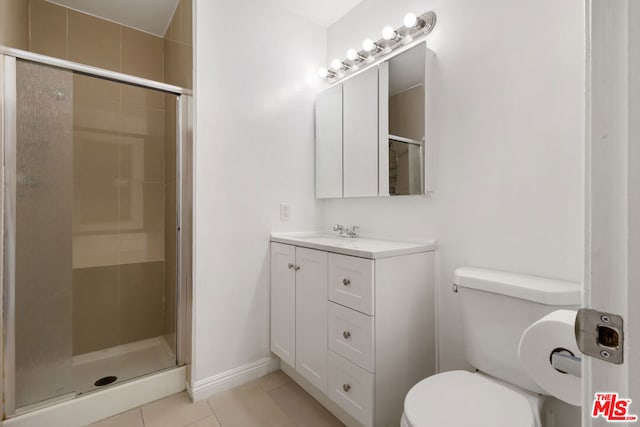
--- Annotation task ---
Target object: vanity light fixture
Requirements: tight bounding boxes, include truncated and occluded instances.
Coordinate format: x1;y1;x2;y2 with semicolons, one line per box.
318;67;336;78
346;48;366;62
317;10;436;81
362;38;383;53
382;26;401;41
403;12;423;29
331;58;350;71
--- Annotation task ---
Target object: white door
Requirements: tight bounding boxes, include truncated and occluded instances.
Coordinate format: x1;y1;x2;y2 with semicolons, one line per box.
295;247;328;393
585;1;640;425
270;243;296;367
343;66;379;197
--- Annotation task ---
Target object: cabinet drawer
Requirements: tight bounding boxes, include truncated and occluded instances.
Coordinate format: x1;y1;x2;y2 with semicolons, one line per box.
328;350;374;427
328;253;374;315
328;302;374;372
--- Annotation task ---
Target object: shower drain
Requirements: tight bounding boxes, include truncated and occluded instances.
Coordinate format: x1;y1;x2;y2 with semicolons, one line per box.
94;376;117;387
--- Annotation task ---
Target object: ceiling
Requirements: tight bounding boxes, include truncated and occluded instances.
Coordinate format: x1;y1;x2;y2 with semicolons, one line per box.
46;0;362;36
46;0;180;37
270;0;364;28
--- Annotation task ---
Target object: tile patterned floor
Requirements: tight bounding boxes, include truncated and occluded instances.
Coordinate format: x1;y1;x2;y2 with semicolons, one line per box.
89;370;344;427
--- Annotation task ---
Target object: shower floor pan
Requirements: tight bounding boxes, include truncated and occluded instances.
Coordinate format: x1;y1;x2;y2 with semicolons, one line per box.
73;336;176;395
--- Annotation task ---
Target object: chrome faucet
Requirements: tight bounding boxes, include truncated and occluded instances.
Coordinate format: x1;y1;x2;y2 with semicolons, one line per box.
333;224;359;238
344;226;359;238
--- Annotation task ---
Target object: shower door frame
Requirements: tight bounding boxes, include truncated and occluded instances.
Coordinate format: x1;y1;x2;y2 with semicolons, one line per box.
0;47;193;418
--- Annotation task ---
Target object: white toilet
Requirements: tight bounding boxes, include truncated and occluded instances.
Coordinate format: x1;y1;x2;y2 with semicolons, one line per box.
402;267;581;427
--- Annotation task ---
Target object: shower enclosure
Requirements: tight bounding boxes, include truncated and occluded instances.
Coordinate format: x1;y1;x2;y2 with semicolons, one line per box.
0;48;192;417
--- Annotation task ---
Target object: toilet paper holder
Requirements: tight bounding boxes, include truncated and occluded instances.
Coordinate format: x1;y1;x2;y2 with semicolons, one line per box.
550;349;582;378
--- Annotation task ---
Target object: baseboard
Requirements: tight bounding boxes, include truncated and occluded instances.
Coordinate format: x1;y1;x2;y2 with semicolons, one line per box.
4;366;186;427
189;356;279;401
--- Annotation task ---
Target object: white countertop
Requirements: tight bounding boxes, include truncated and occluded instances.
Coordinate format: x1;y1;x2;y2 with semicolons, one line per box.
270;232;437;259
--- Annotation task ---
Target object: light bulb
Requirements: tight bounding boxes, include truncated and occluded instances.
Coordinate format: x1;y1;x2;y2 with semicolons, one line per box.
346;48;358;61
331;58;343;71
362;38;375;52
382;26;397;40
318;67;329;78
404;12;418;28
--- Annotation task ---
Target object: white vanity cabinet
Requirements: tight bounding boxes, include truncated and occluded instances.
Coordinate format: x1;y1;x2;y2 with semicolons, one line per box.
270;243;297;367
270;243;329;393
270;233;437;427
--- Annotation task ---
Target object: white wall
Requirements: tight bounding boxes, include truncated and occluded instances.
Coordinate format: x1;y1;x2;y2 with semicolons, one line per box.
193;0;326;384
323;0;583;424
192;0;583;423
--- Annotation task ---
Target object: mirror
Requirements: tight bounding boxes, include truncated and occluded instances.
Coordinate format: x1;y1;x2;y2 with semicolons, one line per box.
381;44;426;196
315;84;343;198
314;43;429;199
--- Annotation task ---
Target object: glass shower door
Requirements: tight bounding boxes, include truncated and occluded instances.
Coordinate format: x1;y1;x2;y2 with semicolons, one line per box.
9;58;178;411
13;58;75;410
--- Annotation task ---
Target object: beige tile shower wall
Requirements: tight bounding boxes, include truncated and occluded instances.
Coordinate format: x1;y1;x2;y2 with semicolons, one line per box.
71;74;169;354
25;0;171;355
0;0;28;50
73;262;166;355
28;0;165;81
164;0;193;89
6;0;184;359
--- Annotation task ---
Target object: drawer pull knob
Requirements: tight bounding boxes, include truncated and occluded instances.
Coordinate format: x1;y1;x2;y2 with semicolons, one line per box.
343;278;351;286
343;331;351;339
288;263;294;269
343;384;351;392
295;266;301;271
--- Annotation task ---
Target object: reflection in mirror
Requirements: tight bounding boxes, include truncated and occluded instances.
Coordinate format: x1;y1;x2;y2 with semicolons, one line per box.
387;45;425;196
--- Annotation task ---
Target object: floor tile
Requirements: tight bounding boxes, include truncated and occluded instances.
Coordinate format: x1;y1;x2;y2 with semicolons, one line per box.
185;415;222;427
258;370;292;392
90;371;343;427
89;408;144;427
141;392;213;427
207;381;292;427
268;382;344;427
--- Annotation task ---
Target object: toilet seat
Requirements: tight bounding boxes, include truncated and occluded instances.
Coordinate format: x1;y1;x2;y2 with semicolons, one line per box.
403;370;535;427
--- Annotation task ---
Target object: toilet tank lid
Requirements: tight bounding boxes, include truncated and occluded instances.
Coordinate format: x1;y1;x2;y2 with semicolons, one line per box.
454;267;581;306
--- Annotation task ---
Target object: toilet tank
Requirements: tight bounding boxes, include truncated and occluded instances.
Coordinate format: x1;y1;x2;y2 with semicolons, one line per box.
454;267;581;394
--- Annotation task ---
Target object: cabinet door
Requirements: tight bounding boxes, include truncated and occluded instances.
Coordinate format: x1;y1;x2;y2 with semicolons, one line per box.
270;243;296;367
315;84;343;198
343;66;379;197
295;248;328;393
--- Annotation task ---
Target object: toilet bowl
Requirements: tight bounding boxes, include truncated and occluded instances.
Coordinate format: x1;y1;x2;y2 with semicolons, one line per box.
402;267;581;427
402;371;543;427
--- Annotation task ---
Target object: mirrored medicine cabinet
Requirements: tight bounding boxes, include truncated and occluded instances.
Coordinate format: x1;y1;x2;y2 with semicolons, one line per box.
315;43;432;199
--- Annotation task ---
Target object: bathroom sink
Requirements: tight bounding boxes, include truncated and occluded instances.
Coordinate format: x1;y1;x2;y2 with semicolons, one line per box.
270;232;437;259
290;234;355;246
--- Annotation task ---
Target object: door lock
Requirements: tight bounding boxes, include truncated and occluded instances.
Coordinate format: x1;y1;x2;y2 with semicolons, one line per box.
575;308;624;365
